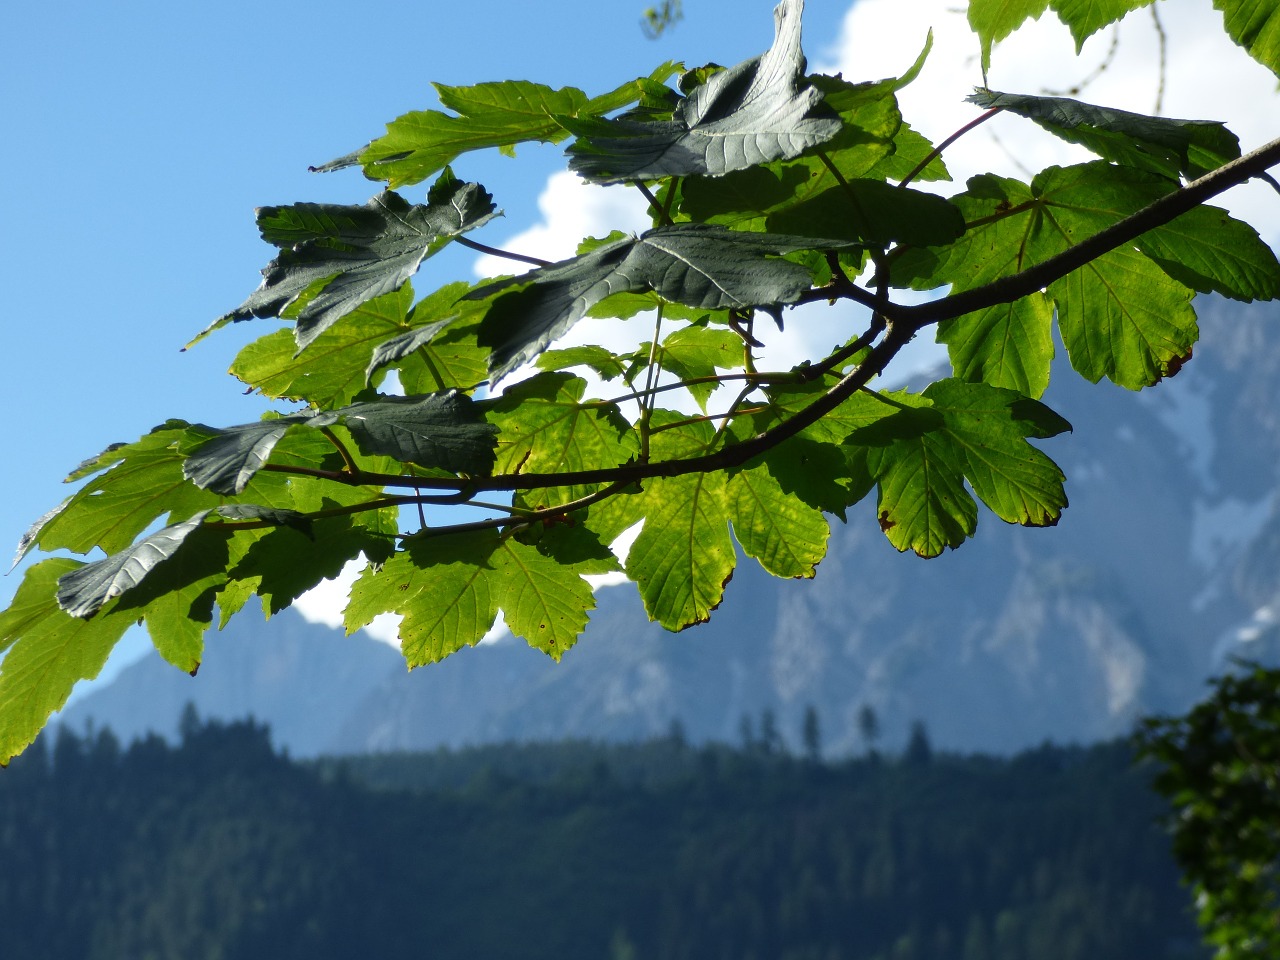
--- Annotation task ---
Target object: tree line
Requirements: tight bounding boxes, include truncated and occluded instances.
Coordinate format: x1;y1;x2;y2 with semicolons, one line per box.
0;710;1206;960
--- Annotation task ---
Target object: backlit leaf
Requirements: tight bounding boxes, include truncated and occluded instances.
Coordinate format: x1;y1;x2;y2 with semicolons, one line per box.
1213;0;1280;77
895;163;1201;389
493;537;596;660
844;381;1069;556
231;285;416;408
967;0;1050;74
657;322;744;411
346;529;598;664
536;345;634;381
938;292;1055;398
1136;204;1280;302
486;373;638;507
625;416;734;630
727;458;829;578
0;560;134;764
32;422;216;556
346;534;499;666
1052;0;1155;50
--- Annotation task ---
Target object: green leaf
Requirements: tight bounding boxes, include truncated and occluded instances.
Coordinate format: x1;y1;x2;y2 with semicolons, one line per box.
519;521;622;577
968;89;1240;179
0;560;135;764
624;416;734;630
865;121;951;183
1051;0;1155;49
1213;0;1280;77
895;163;1200;389
766;179;965;246
180;418;306;496
566;0;839;183
231;514;395;618
891;173;1041;294
345;534;498;666
921;379;1070;526
485;374;638;508
317;391;498;476
536;345;634;381
200;177;497;350
29;421;216;557
967;0;1050;74
55;511;212;619
231;285;416;409
469;224;853;381
727;458;829;579
841;395;973;556
1051;245;1198;386
1136;205;1280;302
658;322;744;411
844;382;1069;556
231;281;493;408
346;529;597;664
113;526;236;674
315;65;680;188
938;292;1055;398
492;537;596;659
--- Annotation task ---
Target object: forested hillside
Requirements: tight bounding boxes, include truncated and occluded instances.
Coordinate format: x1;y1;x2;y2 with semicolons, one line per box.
0;715;1204;960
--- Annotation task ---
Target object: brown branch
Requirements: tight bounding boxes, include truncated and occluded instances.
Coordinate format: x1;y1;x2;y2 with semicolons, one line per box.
259;136;1280;508
894;136;1280;331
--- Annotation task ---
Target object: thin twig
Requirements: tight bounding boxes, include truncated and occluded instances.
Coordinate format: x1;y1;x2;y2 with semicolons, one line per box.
1151;5;1168;115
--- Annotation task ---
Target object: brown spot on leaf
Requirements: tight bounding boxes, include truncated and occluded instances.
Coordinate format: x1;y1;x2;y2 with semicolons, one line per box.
878;511;895;532
1160;347;1193;381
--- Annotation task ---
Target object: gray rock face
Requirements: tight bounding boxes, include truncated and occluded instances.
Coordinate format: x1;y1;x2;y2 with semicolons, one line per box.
61;297;1280;756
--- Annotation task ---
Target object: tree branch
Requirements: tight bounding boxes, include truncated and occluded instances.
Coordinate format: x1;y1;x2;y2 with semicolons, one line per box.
892;136;1280;331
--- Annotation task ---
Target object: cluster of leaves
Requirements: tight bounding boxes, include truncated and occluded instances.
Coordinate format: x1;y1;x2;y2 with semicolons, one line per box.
2;0;1279;770
1136;664;1280;960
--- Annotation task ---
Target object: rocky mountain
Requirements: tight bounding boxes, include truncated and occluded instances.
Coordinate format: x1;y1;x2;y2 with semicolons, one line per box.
60;296;1280;756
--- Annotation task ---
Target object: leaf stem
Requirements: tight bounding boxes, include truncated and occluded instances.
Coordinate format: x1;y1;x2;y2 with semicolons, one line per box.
899;107;1001;188
319;426;359;473
453;235;551;268
635;180;674;227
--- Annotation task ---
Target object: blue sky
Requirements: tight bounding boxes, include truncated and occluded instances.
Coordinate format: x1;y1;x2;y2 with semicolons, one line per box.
0;1;850;591
4;1;1278;689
